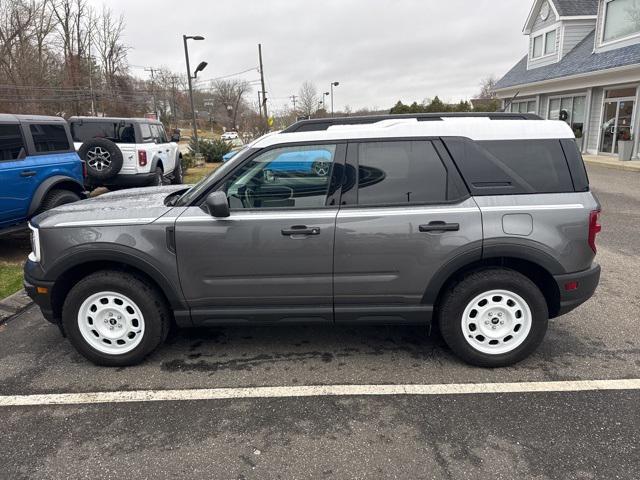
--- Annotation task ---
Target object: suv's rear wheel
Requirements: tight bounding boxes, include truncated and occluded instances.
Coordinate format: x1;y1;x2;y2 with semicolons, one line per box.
438;269;548;367
62;271;170;366
37;189;81;214
171;159;183;185
152;166;165;186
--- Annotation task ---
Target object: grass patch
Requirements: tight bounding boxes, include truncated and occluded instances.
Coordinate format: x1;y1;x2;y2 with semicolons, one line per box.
0;263;23;299
183;162;221;184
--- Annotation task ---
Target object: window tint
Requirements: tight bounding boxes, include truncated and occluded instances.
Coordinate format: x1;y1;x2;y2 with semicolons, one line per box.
0;124;26;161
155;125;167;143
140;123;153;143
475;140;574;193
222;144;336;209
29;124;70;153
356;141;448;205
71;121;136;144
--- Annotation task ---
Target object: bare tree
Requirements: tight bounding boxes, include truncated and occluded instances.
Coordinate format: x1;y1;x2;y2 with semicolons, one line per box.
94;6;128;90
478;76;498;99
298;81;318;118
209;79;251;130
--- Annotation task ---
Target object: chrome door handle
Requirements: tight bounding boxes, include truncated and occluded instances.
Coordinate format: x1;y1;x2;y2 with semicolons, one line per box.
281;225;321;236
419;221;460;232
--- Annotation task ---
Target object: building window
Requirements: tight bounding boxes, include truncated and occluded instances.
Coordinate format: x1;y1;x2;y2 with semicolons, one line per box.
532;28;557;58
532;35;544;57
545;29;557;54
548;95;587;144
510;100;537;114
603;0;640;43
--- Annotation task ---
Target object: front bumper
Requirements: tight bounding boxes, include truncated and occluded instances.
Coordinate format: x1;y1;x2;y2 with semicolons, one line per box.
553;263;601;317
24;260;57;324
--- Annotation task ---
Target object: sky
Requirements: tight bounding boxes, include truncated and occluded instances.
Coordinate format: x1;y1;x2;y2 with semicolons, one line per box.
88;0;532;112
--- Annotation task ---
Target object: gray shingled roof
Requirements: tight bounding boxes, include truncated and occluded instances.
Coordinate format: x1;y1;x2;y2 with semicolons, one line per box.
495;30;640;90
553;0;598;16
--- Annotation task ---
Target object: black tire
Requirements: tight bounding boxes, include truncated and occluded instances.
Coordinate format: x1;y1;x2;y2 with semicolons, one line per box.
36;189;81;214
171;158;183;185
62;270;171;367
438;268;548;368
78;138;123;181
151;166;164;186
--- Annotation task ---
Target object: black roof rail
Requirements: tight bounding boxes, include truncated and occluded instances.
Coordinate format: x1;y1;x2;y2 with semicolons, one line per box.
282;112;542;133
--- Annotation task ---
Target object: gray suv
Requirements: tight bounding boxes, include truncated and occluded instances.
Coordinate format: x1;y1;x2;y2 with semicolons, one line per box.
24;113;601;367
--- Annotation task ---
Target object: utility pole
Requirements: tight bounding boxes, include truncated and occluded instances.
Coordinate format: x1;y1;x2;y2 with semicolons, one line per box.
183;34;206;156
258;44;268;125
257;91;262;119
289;94;297;112
145;67;158;119
87;41;96;116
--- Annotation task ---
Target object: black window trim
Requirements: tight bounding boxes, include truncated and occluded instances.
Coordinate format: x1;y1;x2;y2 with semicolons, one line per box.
339;137;470;209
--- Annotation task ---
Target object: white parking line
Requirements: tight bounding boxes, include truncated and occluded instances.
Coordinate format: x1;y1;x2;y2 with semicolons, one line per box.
1;379;638;407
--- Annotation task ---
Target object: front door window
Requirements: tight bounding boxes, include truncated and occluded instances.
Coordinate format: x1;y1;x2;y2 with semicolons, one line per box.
222;144;337;209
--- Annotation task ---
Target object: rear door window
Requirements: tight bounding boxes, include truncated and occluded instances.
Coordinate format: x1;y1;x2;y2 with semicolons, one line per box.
29;124;70;153
70;121;136;144
355;140;449;205
0;124;26;161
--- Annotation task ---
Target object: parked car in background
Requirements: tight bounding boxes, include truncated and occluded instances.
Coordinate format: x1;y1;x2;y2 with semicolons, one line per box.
24;113;601;367
0;114;85;235
69;117;183;189
221;131;239;141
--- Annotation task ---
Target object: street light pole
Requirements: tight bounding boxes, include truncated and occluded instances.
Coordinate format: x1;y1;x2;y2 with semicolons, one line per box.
330;81;339;117
183;35;205;155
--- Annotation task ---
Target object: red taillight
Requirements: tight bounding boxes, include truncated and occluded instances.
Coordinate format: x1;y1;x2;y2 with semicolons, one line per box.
564;281;579;291
138;150;147;167
588;209;602;253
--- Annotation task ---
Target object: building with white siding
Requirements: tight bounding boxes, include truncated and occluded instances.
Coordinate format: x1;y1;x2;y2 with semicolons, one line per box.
495;0;640;159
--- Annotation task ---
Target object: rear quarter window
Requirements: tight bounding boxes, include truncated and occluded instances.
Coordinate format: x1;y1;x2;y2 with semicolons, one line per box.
444;138;575;195
29;124;70;153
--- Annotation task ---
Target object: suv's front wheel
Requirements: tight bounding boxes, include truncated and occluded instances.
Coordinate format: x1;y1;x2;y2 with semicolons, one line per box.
62;271;171;366
438;269;548;367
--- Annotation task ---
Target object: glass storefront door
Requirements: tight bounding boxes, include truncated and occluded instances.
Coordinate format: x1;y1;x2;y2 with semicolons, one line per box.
600;88;636;155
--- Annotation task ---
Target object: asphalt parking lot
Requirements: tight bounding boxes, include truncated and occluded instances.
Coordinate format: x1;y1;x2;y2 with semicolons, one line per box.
1;164;639;479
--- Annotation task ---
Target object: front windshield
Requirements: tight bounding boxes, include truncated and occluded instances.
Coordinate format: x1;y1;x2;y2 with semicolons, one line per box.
175;146;256;206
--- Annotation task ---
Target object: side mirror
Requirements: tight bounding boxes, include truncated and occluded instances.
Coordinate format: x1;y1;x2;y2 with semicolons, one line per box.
170;132;180;142
204;191;230;218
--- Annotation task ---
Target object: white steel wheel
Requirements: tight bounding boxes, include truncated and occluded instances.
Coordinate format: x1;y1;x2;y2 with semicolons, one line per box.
77;291;145;355
461;289;532;355
86;146;112;171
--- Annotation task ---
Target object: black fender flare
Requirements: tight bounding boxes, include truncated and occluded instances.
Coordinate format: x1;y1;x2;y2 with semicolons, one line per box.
28;176;85;217
422;240;565;306
45;243;188;314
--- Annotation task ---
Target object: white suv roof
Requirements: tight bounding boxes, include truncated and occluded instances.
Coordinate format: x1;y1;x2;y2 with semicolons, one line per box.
254;116;575;149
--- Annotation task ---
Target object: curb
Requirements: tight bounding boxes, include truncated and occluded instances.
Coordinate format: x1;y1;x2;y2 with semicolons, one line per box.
0;289;33;324
583;157;640;172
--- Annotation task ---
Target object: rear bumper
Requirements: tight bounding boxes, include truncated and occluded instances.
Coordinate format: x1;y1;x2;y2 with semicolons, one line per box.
91;172;157;189
23;260;57;324
553;263;601;317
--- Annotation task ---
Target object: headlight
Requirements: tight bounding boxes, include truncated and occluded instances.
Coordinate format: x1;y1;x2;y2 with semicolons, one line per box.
28;223;41;263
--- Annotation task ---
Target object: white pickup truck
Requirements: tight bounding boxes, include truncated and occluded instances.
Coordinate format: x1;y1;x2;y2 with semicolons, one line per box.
69;116;183;188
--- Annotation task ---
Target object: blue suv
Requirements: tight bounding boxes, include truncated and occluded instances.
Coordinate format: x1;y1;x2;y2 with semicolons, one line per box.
0;114;85;234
